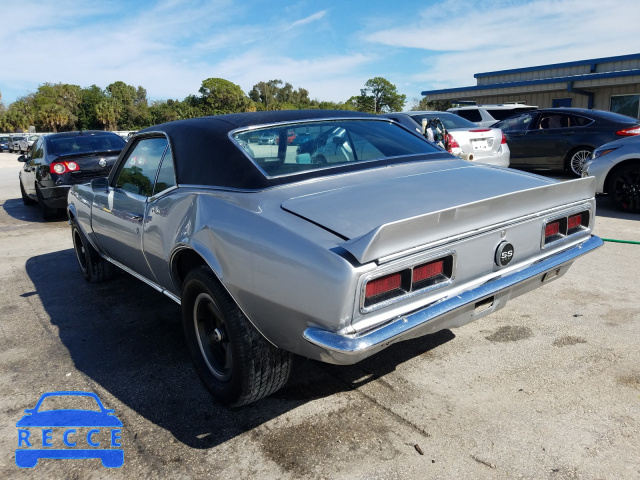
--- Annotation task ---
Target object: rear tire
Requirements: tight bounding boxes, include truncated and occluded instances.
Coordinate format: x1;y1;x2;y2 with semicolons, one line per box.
36;186;59;221
607;162;640;213
566;148;592;177
181;266;292;406
71;219;115;283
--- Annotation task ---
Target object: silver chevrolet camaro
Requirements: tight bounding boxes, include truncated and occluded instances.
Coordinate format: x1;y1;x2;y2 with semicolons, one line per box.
67;110;602;406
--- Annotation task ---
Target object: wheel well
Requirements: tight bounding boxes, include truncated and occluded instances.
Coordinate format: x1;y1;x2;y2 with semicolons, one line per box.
603;159;640;194
172;249;208;290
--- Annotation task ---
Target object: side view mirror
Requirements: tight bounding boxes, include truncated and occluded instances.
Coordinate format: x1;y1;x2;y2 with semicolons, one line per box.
17;155;27;162
91;177;110;192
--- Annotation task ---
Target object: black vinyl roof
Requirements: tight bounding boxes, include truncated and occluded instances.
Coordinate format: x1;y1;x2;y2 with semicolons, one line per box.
137;110;385;190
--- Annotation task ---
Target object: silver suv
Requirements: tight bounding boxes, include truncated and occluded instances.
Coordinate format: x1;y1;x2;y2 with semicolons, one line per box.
448;103;537;127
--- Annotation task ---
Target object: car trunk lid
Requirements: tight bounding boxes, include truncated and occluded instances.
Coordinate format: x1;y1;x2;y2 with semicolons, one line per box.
281;166;596;263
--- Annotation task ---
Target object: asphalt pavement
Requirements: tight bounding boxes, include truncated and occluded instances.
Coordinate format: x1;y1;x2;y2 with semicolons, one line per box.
0;151;638;479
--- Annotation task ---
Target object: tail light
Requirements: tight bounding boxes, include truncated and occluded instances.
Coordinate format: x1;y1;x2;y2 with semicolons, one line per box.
50;161;80;174
543;210;589;246
469;129;491;133
365;273;402;299
616;126;640;136
363;255;453;309
446;134;460;152
501;132;507;144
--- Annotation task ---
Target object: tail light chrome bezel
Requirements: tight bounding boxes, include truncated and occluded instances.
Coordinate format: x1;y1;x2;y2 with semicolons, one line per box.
541;206;592;249
359;251;456;314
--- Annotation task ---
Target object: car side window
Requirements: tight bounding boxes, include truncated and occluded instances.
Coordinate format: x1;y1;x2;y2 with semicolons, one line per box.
30;138;44;164
115;137;168;197
456;109;483;123
153;147;176;196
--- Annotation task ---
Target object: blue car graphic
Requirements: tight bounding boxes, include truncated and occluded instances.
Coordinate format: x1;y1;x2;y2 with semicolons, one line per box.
15;391;123;468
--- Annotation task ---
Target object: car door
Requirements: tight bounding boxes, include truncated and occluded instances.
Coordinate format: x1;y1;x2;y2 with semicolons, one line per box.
523;113;576;168
91;136;169;281
497;112;538;166
21;137;44;196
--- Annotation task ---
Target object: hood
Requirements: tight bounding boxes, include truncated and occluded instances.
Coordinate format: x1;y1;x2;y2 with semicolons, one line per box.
281;164;595;263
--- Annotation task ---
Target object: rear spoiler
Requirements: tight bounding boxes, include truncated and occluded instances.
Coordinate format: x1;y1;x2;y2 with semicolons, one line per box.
341;177;596;264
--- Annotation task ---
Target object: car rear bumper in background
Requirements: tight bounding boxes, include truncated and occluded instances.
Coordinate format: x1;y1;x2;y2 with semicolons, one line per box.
303;235;603;365
39;185;71;209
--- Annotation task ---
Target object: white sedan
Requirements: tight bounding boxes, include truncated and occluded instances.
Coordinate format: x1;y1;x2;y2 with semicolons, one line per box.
382;111;510;167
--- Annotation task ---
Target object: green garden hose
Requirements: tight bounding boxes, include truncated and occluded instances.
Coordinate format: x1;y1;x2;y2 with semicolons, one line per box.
602;238;640;245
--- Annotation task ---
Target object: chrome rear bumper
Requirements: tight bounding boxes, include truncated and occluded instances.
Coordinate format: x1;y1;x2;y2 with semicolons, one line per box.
304;235;603;364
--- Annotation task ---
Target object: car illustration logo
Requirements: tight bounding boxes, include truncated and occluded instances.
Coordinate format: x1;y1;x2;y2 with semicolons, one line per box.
495;241;515;267
98;158;107;168
15;391;123;468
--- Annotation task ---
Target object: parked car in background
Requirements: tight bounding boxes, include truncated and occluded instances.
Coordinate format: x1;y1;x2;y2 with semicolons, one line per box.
448;103;538;127
67;110;601;407
583;135;640;213
0;135;9;152
493;108;640;176
18;130;126;220
258;132;278;145
8;135;25;153
381;111;510;167
18;134;40;154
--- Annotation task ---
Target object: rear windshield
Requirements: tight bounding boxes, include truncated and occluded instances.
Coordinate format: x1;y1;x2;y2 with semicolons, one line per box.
232;119;441;178
408;112;477;129
47;133;125;156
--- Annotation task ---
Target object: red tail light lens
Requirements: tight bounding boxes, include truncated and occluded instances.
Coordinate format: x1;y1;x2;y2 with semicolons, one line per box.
568;214;582;230
501;132;507;144
616;126;640;136
50;161;80;174
365;273;402;299
413;260;444;283
545;222;560;237
469;129;491;133
446;134;460;152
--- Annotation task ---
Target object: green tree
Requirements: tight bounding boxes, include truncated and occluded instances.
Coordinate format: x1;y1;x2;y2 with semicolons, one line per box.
95;98;120;131
412;97;452;111
198;78;252;115
78;85;106;130
38;103;69;132
357;77;406;114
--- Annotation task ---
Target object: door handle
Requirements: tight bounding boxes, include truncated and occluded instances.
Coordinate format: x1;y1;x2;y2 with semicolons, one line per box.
126;212;143;222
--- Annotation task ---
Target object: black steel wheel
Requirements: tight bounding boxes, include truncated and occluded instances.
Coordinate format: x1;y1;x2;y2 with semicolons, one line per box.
181;266;292;406
608;162;640;213
71;219;115;283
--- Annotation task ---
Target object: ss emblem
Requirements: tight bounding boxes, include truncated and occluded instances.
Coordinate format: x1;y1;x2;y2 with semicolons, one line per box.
495;241;515;267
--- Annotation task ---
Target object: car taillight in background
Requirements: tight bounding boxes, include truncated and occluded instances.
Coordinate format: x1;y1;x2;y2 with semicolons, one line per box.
446;134;460;153
543;210;590;246
50;161;80;174
501;132;507;144
363;255;453;308
615;126;640;136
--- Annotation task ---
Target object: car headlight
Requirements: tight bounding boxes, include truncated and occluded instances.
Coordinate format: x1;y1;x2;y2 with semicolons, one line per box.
592;146;620;159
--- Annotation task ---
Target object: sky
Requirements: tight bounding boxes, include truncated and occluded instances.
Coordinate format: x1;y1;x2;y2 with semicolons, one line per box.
1;0;640;108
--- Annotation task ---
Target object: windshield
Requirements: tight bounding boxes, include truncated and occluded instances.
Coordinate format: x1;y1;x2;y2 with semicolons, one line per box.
47;133;125;156
408;112;477;130
233;119;441;178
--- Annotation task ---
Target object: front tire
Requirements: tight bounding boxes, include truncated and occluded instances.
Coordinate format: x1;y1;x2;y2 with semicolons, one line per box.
566;148;592;176
181;266;292;406
607;162;640;213
71;219;115;282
